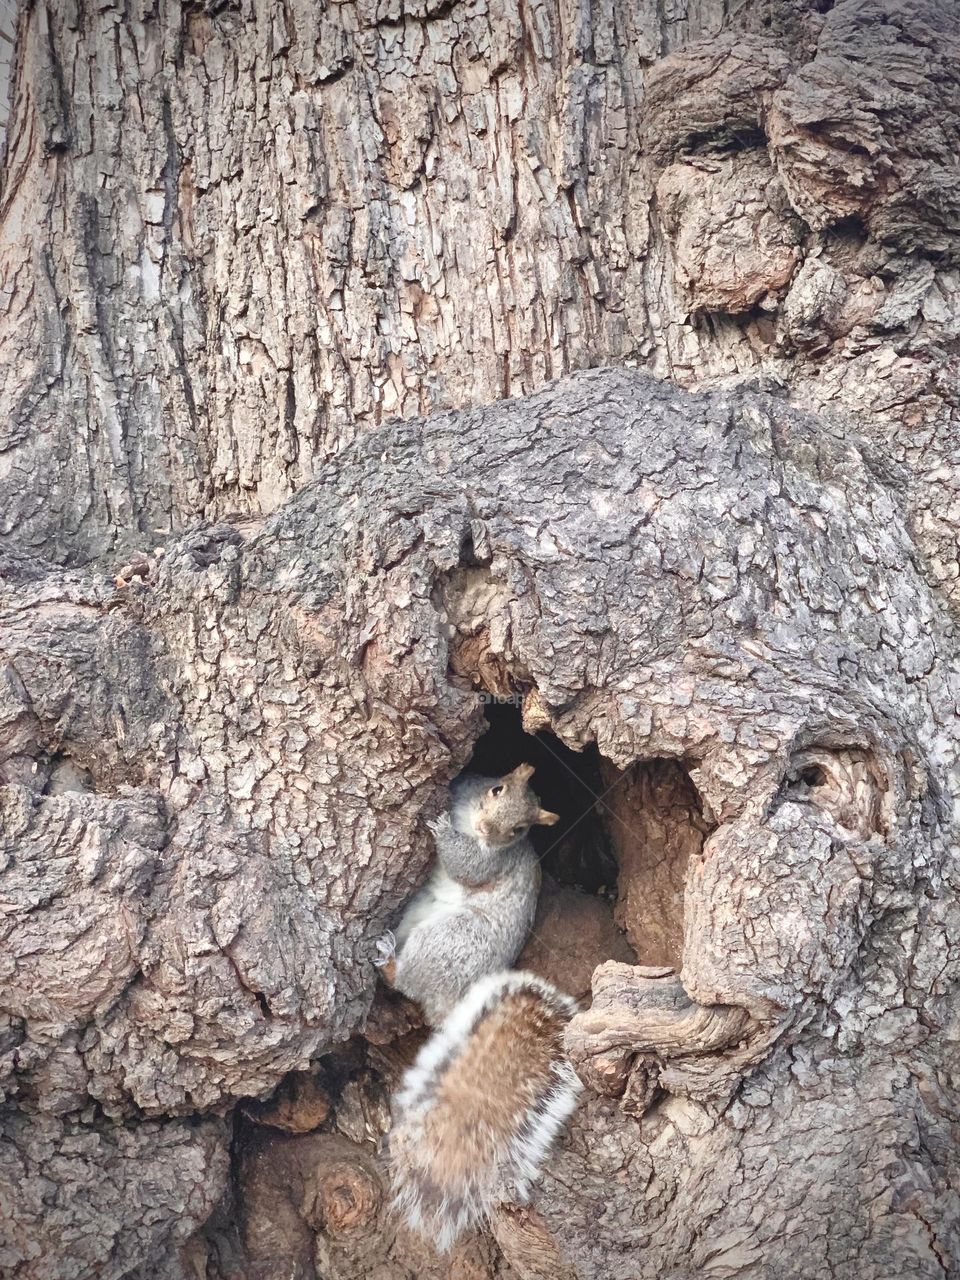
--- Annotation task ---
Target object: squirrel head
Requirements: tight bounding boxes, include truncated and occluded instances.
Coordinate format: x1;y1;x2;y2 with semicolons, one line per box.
473;763;559;849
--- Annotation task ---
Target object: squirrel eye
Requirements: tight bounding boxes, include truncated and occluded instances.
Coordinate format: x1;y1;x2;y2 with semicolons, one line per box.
491;785;504;796
512;825;526;837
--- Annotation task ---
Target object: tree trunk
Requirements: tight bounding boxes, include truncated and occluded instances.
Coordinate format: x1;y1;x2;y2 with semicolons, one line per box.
1;1;959;1278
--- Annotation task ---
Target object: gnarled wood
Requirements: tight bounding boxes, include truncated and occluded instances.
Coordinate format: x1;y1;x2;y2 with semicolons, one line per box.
2;0;960;1276
3;365;958;1277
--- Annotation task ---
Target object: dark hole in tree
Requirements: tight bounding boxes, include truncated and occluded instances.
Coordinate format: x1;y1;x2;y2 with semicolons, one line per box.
798;764;827;788
467;701;617;895
465;702;633;995
465;701;714;980
822;213;868;259
681;124;767;156
41;751;94;796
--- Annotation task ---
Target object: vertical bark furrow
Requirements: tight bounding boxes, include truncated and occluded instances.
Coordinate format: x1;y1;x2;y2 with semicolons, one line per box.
8;0;955;586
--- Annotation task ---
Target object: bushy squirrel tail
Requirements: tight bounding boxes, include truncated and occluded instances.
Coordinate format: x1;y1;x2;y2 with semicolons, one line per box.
388;971;582;1252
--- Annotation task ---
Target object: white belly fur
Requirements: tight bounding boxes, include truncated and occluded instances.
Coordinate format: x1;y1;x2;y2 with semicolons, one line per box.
394;864;468;949
448;789;479;837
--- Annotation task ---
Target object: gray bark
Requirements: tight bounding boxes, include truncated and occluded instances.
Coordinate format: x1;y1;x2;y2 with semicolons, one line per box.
1;0;959;1278
2;0;958;597
3;367;959;1277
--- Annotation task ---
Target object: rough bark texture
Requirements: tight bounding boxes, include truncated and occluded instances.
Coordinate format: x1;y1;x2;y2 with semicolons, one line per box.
2;0;960;1277
2;0;958;595
3;367;959;1277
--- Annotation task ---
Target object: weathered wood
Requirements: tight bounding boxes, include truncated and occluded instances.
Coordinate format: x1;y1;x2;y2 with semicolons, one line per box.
3;365;958;1276
1;0;957;605
2;0;960;1276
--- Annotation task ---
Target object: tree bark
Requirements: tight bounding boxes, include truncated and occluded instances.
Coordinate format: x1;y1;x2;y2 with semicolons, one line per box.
1;1;959;1278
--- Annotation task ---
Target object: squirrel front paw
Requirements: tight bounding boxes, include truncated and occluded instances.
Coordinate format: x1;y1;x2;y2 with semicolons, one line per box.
373;931;397;968
427;812;453;838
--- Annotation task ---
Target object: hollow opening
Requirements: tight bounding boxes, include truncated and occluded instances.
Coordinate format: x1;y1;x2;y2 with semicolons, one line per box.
466;700;617;895
775;745;886;837
821;214;869;269
464;702;632;998
797;764;827;789
465;700;714;986
680;124;767;157
597;755;714;972
40;750;95;796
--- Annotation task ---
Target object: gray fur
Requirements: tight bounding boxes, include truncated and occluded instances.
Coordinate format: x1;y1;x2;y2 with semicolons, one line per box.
386;772;545;1025
390;971;583;1251
432;808;533;883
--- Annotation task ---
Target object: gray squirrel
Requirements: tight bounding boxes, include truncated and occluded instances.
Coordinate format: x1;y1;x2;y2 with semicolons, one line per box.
374;763;583;1251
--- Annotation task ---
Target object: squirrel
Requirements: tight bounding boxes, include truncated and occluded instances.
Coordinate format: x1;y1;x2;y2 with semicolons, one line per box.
374;763;583;1251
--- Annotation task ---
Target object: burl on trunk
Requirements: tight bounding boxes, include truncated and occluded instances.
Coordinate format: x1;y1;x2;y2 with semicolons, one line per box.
2;369;957;1278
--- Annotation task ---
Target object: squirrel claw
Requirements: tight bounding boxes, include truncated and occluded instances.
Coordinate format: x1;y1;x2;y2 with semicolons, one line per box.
427;813;452;838
374;931;397;967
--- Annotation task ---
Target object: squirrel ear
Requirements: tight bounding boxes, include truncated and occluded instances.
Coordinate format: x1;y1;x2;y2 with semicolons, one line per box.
511;763;535;783
536;808;560;826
